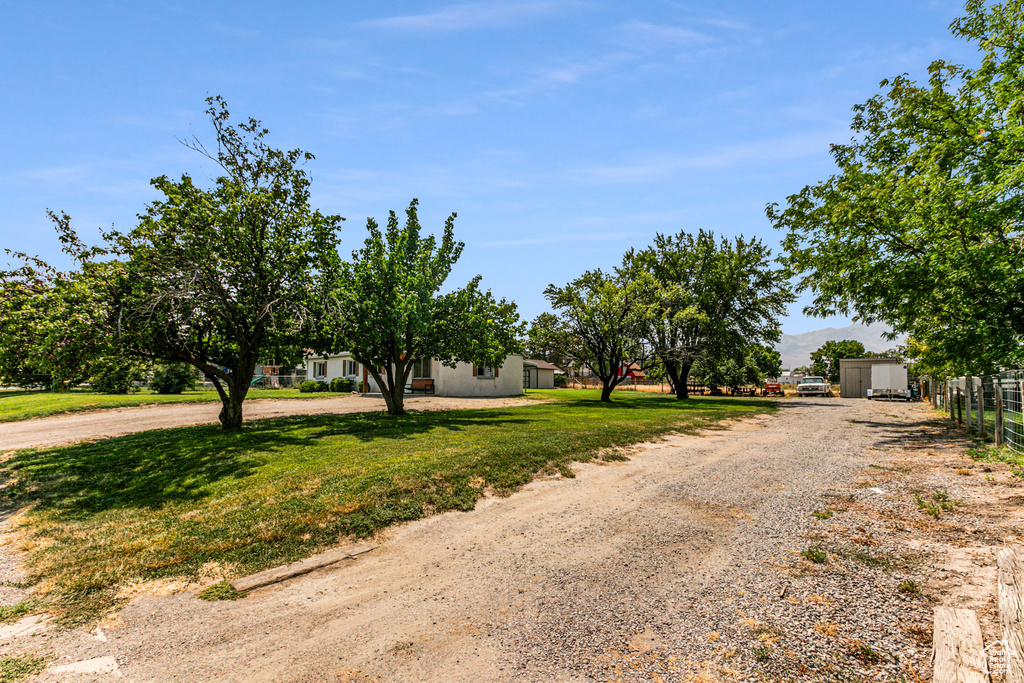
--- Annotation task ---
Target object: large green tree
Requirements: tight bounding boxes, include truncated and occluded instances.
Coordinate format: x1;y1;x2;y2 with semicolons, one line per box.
768;0;1024;375
809;340;866;381
47;97;345;429
544;269;653;402
323;200;522;416
625;230;793;399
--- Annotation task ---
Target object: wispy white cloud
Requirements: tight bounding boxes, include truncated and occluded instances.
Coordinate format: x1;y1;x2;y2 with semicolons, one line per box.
360;1;574;32
567;130;847;184
483;53;634;102
615;21;712;48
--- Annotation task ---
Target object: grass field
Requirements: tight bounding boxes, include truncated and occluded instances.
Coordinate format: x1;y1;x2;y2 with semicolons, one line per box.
0;388;328;423
0;390;775;623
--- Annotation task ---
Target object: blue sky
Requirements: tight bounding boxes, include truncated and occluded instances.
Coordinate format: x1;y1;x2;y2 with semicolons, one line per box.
2;1;976;334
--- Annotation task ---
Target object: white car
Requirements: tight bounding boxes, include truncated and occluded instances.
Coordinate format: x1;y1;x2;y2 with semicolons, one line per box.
796;376;832;397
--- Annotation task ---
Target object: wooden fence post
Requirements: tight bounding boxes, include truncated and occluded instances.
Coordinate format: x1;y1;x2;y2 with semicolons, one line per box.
979;381;987;439
966;375;973;431
996;381;1005;447
957;388;963;426
949;383;955;421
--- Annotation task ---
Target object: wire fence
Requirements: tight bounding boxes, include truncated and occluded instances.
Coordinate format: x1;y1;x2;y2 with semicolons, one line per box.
933;370;1024;454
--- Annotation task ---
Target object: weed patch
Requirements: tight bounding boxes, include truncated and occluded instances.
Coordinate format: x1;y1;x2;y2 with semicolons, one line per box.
811;510;833;520
0;601;40;624
801;547;827;564
967;444;1024;478
0;653;49;682
835;546;898;571
197;581;245;601
913;490;959;518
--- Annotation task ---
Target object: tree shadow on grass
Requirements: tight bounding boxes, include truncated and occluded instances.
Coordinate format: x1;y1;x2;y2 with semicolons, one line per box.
0;410;533;518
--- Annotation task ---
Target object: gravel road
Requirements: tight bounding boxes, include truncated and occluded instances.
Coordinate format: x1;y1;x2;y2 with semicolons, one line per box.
16;396;989;682
0;395;536;451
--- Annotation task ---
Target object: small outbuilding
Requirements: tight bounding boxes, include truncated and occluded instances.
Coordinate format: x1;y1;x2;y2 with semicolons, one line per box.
838;357;902;398
523;359;561;389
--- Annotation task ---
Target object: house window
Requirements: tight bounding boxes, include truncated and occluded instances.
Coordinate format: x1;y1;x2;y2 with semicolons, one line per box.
313;361;327;379
343;360;358;376
475;365;494;379
410;357;431;378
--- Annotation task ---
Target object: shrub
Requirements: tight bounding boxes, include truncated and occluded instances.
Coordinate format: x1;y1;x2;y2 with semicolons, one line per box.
553;374;567;388
330;377;355;393
299;380;328;393
149;363;196;394
90;362;145;394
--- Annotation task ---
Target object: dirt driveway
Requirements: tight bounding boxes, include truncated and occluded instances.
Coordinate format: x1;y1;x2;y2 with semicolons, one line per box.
0;394;536;451
11;398;1024;681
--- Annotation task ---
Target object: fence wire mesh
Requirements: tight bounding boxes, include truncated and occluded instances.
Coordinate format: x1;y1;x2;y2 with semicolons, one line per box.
935;371;1023;454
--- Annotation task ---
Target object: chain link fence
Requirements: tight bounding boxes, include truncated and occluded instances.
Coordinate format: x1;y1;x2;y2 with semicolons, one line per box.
933;371;1023;454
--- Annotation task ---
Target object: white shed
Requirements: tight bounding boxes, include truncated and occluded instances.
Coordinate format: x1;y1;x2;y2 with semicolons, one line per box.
523;359;560;389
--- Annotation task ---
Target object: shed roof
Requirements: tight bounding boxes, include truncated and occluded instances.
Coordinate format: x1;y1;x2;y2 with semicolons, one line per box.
524;359;563;372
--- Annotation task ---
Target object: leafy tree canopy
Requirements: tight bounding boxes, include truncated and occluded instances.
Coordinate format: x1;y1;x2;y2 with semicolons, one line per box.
544;269;653;402
0;234;122;390
768;0;1024;375
9;98;345;428
809;339;866;381
323;199;523;416
525;312;575;368
695;342;781;394
624;229;793;399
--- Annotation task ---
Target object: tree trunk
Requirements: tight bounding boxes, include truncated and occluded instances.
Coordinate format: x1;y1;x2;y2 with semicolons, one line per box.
219;387;245;430
365;365;406;416
600;381;614;402
674;361;693;400
664;362;682;398
387;380;406;416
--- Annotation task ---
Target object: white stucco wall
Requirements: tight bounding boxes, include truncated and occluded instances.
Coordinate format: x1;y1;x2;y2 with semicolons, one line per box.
309;354;524;397
434;355;524;397
305;354;361;383
537;368;555;390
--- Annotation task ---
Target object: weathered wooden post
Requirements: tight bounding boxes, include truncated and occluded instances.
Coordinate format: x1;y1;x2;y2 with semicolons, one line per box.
978;380;986;439
995;380;1005;447
957;388;963;426
965;374;973;431
949;382;955;421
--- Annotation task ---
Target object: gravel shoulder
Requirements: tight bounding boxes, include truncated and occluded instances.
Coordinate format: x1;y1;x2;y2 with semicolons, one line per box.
8;397;1023;682
0;394;537;451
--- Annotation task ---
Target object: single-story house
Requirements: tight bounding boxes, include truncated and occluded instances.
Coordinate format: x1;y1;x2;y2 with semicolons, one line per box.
523;359;561;389
306;352;525;397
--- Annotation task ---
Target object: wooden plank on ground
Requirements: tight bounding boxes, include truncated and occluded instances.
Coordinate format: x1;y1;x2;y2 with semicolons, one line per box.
231;542;377;592
933;606;987;683
999;545;1024;683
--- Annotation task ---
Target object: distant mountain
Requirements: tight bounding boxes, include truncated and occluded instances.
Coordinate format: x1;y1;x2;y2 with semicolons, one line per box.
775;322;905;371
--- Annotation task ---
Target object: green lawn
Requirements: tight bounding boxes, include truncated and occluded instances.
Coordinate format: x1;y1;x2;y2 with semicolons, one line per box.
0;387;334;423
0;390;775;623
